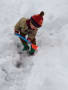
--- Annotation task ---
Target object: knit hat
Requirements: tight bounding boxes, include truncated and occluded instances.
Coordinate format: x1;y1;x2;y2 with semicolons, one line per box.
30;11;44;28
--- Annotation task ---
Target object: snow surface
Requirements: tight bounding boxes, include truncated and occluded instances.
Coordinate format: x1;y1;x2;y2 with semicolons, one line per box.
0;0;68;90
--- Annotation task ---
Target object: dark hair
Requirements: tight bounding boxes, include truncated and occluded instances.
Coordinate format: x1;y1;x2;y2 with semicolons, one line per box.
40;11;44;16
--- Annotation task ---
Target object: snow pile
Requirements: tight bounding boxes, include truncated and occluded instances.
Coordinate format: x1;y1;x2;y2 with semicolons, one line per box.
0;0;68;90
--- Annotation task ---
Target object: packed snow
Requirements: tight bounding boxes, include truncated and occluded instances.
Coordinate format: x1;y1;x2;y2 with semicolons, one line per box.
0;0;68;90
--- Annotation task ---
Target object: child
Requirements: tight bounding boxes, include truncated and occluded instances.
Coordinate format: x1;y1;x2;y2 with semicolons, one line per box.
14;11;44;55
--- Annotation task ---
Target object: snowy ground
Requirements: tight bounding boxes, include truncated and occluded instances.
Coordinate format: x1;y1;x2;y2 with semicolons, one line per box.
0;0;68;90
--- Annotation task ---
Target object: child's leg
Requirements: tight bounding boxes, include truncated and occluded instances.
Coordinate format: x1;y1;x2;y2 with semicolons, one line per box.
19;32;29;50
29;38;36;55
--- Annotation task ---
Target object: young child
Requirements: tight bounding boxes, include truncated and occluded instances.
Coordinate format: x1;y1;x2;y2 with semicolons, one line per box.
14;11;44;55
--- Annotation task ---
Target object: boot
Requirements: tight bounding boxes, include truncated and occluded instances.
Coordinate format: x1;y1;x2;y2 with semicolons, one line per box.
23;43;29;51
29;46;35;55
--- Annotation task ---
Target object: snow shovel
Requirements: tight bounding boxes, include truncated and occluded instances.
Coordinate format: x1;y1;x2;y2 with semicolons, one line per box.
15;33;38;50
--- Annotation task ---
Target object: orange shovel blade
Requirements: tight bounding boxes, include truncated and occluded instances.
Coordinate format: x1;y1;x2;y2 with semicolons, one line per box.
31;44;38;50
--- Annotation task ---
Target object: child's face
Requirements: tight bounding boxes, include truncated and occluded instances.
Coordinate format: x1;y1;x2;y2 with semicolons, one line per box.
30;22;37;30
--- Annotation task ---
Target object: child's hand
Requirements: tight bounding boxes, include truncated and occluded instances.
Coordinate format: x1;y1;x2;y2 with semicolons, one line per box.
27;38;31;42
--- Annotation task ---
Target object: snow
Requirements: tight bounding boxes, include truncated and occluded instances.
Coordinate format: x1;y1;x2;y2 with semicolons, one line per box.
0;0;68;90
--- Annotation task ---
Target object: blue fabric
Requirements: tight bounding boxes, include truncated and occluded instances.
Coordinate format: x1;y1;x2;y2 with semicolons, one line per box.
15;33;32;44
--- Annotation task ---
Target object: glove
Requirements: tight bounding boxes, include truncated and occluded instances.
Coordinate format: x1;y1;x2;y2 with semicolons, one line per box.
27;38;31;42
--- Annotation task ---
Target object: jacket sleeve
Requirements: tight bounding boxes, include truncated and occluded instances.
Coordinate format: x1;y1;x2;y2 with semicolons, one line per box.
14;17;28;32
15;20;21;31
